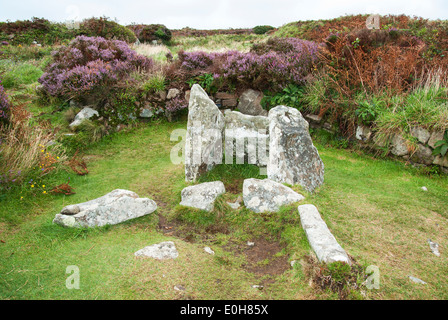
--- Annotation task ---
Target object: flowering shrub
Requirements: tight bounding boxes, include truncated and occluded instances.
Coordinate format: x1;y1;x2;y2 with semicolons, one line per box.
0;81;10;123
174;38;319;92
38;36;153;102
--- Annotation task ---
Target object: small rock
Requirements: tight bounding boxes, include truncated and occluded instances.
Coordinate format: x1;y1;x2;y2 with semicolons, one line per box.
174;284;186;291
227;201;240;210
139;108;154;118
204;246;215;255
69;107;99;128
428;239;440;257
167;88;180;100
135;241;179;260
409;276;426;284
421;186;428;192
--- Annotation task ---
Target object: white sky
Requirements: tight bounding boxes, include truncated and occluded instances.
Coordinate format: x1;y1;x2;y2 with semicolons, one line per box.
1;0;447;29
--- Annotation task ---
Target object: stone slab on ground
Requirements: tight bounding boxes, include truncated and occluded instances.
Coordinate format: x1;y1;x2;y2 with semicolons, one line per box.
298;204;350;265
243;178;304;213
179;181;226;212
53;189;157;228
134;241;179;260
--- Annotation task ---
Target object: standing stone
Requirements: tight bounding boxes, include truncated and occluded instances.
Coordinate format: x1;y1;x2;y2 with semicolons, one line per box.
185;84;225;182
243;178;304;213
179;181;226;212
267;106;324;193
237;89;267;116
298;204;350;265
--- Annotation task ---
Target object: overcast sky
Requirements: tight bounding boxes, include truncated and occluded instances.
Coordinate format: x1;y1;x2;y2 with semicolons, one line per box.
1;0;447;29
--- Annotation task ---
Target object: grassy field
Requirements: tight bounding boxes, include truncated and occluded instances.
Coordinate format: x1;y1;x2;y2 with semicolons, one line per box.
1;28;447;300
1;118;447;300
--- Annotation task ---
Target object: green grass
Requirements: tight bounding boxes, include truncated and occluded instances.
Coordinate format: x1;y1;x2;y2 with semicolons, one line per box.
1;118;447;300
0;61;43;89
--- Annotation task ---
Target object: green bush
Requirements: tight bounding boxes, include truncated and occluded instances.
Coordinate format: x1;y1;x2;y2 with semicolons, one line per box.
253;25;275;35
78;17;137;43
129;24;172;43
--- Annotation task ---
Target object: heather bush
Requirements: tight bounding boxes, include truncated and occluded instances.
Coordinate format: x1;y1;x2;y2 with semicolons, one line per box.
38;35;153;103
172;38;319;93
0;81;10;123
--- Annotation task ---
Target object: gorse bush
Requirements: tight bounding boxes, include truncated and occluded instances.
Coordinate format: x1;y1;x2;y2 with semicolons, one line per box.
38;35;153;103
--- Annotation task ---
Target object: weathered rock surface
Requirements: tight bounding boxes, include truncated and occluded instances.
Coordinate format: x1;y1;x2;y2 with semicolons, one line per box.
237;89;267;116
411;144;434;165
267;106;324;193
69;107;99;128
243;178;304;213
410;127;431;144
298;204;351;265
139;108;154;118
390;134;409;156
134;241;179;260
428;131;444;149
179;181;226;212
53;189;157;228
185;84;225;182
167;88;180;100
355;125;372;141
224;110;269;166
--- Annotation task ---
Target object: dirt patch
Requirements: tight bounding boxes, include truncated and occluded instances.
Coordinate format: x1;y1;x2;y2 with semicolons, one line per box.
224;237;290;279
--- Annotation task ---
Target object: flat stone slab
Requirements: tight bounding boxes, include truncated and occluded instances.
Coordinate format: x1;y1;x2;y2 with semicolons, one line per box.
298;204;350;265
243;178;304;213
134;241;179;260
179;181;226;212
53;189;157;228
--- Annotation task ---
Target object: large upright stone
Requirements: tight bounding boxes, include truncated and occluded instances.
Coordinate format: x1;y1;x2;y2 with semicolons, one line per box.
267;106;324;193
185;84;225;182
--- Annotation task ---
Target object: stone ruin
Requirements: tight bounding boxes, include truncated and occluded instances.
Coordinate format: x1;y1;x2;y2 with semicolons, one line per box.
184;84;324;193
